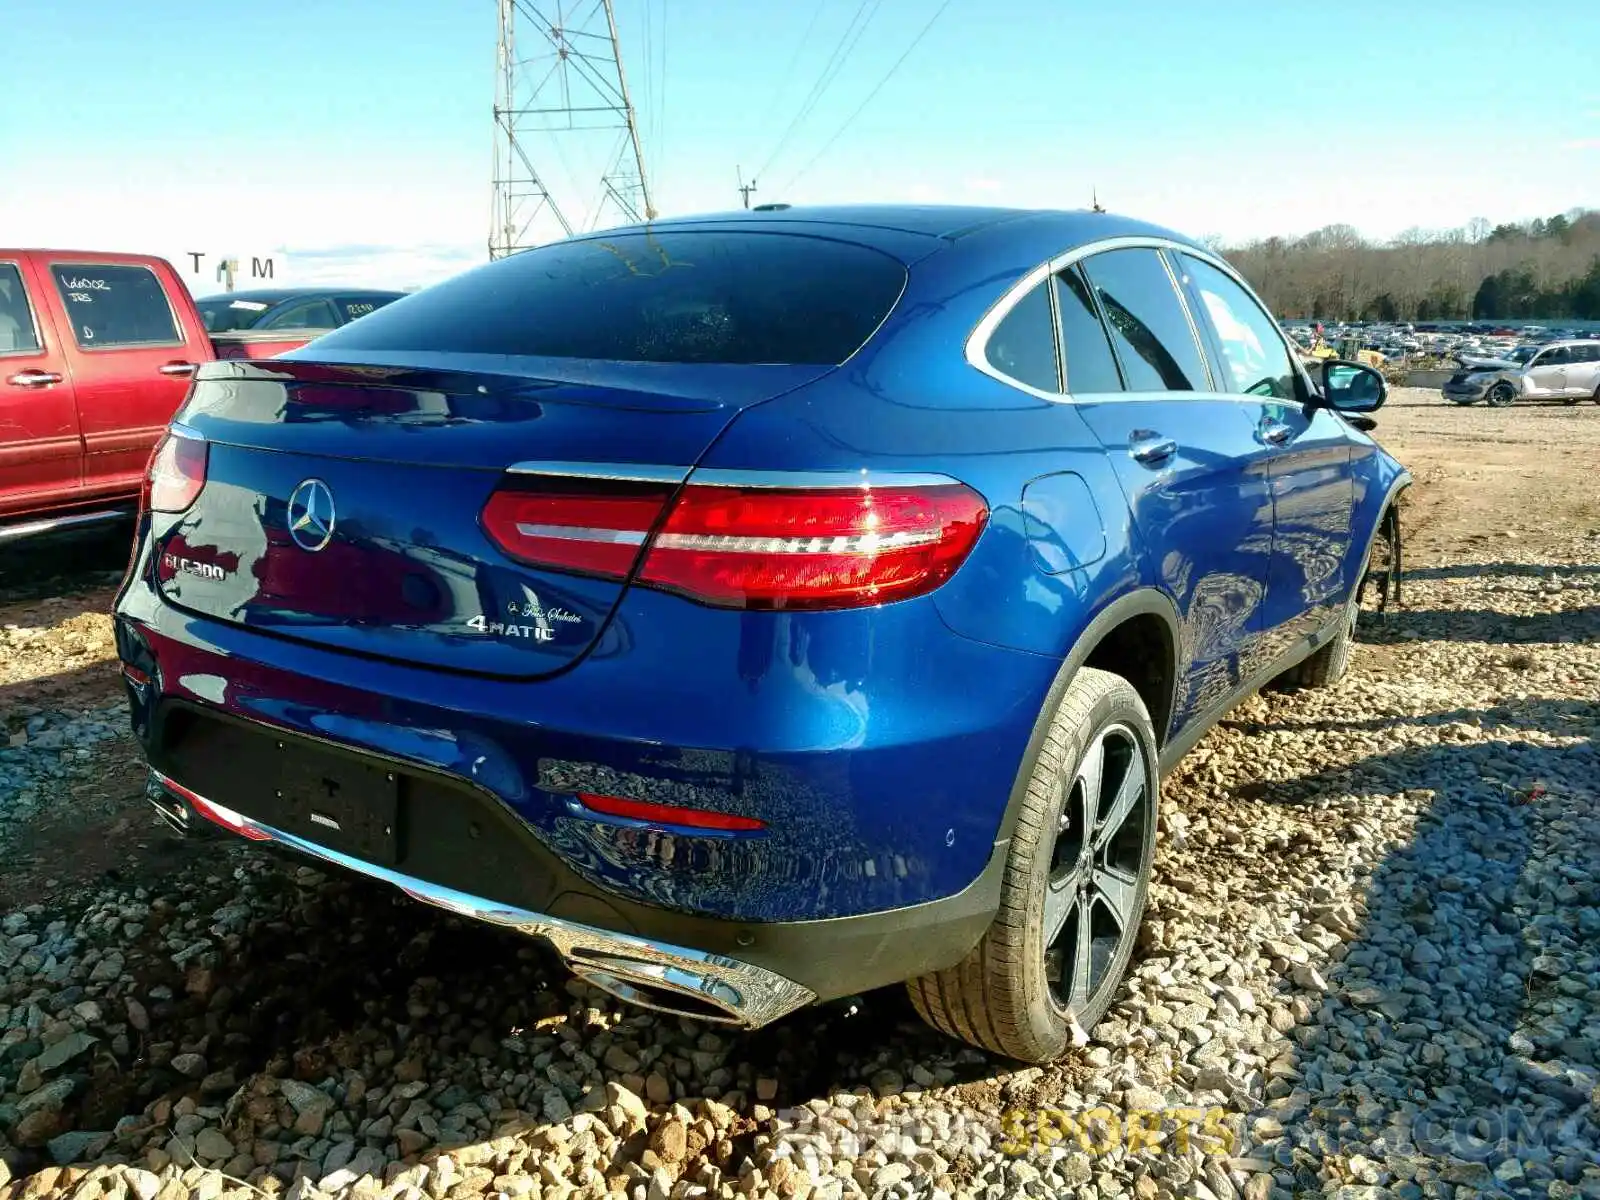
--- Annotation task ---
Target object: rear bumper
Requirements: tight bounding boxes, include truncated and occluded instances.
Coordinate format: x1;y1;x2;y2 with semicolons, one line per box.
149;768;817;1026
112;538;1053;1004
144;748;1006;1012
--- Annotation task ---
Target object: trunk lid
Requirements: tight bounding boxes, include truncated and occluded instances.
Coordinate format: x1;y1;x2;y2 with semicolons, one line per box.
154;358;824;678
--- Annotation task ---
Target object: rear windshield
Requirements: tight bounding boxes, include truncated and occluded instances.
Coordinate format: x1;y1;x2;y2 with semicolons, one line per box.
308;231;907;365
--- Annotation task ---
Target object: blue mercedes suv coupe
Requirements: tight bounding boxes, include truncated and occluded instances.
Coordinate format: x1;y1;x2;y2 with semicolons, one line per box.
114;206;1408;1063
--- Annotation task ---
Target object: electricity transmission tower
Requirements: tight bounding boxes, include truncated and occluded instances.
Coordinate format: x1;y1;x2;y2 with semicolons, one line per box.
490;0;656;260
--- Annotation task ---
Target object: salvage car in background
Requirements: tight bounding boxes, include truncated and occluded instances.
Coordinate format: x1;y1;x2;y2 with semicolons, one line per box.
1444;340;1600;406
194;288;405;338
115;205;1408;1062
1;250;351;542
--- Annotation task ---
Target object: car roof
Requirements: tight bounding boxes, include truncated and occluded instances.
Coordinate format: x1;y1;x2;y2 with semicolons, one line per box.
634;204;1038;239
574;204;1207;265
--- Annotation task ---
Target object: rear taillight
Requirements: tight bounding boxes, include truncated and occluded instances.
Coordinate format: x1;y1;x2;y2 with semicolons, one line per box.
480;476;674;578
144;431;209;514
481;472;989;610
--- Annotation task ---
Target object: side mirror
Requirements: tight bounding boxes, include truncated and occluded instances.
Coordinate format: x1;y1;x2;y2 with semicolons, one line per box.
1318;359;1387;413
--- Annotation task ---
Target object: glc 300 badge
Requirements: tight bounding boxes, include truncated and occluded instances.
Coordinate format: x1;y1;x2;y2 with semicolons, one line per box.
465;593;583;643
162;553;229;581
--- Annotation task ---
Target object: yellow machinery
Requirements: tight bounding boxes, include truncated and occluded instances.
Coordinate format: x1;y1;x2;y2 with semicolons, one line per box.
1305;332;1384;369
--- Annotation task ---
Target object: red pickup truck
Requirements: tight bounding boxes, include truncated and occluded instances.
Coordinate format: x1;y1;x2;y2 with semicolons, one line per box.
0;249;323;542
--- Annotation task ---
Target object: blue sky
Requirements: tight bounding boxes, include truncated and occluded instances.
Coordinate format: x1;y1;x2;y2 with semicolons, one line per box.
3;0;1596;289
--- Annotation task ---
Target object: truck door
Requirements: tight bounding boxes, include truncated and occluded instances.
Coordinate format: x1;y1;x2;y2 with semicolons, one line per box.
42;258;202;499
0;255;83;519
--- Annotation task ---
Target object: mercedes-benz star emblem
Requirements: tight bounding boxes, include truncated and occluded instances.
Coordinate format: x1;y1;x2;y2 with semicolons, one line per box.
286;478;336;552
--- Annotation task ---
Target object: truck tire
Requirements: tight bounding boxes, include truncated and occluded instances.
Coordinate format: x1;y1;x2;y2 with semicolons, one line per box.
907;667;1158;1064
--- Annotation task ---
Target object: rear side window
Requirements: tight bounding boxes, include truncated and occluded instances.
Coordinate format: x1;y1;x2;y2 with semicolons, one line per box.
50;264;180;349
985;281;1060;392
1079;248;1209;392
261;298;341;331
1052;266;1122;393
1180;254;1297;400
335;295;394;323
312;232;907;365
0;264;41;354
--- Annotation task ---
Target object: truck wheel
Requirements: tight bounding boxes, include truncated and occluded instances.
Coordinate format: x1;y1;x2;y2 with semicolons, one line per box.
1486;381;1516;408
906;667;1157;1064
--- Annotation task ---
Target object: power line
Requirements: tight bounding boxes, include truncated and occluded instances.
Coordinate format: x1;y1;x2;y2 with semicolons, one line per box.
653;0;667;196
753;0;887;184
642;0;656;167
747;3;828;166
775;0;957;196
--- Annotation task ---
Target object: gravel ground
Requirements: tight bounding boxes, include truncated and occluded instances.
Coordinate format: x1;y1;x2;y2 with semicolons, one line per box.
1;391;1597;1200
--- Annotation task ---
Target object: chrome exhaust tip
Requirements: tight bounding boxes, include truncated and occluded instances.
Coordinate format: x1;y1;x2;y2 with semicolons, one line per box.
146;780;193;835
565;952;753;1026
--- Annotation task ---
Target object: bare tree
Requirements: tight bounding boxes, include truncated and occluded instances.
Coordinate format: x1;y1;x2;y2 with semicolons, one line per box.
1224;210;1600;320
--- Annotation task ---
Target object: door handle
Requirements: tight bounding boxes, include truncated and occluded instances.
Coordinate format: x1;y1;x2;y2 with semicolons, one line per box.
1260;420;1292;445
1129;434;1177;465
159;361;197;377
6;370;64;388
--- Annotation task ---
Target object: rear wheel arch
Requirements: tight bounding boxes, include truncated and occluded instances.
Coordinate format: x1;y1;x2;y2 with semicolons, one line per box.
991;589;1179;849
1360;471;1411;579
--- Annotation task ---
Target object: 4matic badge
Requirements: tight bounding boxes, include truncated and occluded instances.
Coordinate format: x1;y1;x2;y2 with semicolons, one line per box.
465;593;583;643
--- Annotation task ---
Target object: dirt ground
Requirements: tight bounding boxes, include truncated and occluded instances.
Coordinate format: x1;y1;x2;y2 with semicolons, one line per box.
0;386;1596;913
1384;387;1600;566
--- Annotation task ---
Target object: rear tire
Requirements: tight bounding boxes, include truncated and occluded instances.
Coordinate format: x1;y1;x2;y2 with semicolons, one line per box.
906;667;1157;1064
1282;605;1353;689
1277;506;1395;690
1486;381;1516;408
